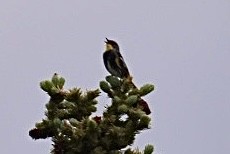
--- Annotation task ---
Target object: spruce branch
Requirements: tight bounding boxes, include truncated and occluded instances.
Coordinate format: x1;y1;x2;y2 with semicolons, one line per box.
29;73;154;154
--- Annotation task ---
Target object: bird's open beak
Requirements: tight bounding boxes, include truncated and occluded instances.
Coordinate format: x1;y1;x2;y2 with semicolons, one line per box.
105;38;113;51
104;38;109;44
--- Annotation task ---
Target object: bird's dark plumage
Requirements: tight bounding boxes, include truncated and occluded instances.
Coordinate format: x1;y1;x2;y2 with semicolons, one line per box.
103;38;130;78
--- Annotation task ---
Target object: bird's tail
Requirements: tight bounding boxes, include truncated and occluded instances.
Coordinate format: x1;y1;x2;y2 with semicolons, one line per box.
126;76;151;115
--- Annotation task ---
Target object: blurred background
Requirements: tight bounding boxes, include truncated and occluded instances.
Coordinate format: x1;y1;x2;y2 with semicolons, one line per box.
0;1;229;153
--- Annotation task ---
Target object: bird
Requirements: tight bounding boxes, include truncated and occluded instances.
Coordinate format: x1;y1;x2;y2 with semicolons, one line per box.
103;38;151;115
103;38;130;79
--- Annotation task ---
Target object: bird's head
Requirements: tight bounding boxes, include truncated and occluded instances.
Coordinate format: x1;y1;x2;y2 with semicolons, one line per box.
105;38;119;52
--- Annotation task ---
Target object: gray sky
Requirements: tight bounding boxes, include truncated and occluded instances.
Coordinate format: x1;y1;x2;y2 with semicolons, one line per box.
0;0;229;154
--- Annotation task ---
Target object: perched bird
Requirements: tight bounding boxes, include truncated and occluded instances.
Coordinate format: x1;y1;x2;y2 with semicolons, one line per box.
103;38;151;115
103;38;130;79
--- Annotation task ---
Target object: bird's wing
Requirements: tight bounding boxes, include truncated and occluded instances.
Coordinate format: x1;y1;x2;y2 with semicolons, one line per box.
115;53;126;69
115;52;130;77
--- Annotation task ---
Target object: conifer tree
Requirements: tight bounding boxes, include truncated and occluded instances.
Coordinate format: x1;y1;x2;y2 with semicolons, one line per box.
29;73;154;154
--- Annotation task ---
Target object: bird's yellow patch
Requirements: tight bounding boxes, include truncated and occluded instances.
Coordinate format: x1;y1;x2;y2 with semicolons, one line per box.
105;44;114;51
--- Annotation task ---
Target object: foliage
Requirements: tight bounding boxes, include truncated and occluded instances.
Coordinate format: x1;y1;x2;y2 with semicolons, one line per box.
29;73;154;154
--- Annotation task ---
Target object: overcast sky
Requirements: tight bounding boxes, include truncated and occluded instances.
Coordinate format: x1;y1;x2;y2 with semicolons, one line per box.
0;1;229;154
